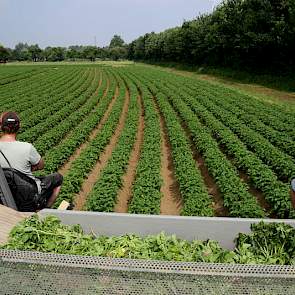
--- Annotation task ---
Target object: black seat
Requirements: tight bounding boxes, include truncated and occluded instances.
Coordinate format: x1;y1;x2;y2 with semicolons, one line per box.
1;168;39;212
0;165;18;210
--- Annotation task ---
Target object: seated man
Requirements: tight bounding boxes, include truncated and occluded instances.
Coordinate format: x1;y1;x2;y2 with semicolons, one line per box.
0;111;63;210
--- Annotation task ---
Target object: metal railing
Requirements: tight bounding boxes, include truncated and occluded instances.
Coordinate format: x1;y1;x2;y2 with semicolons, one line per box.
1;250;295;294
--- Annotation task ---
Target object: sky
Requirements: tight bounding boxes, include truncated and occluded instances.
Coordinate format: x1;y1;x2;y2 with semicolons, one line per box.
0;0;222;49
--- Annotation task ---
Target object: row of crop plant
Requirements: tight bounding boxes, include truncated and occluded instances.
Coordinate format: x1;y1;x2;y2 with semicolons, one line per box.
33;70;104;155
54;73;126;207
41;71;111;175
0;67;80;110
18;69;96;144
134;66;294;218
126;70;214;216
3;64;293;218
18;69;87;130
136;69;265;218
85;78;140;211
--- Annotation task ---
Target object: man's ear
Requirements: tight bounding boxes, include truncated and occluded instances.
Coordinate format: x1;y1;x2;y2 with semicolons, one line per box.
0;114;4;131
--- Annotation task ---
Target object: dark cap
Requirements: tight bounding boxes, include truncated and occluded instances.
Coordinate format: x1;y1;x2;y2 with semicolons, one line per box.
0;112;20;133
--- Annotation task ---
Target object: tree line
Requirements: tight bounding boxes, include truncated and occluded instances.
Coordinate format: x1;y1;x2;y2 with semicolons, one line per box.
0;35;127;62
1;0;294;71
128;0;295;72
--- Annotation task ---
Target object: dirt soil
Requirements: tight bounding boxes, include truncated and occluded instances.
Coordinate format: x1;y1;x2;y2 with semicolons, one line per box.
218;142;273;216
195;152;228;217
74;88;130;210
238;169;273;215
159;115;183;215
114;94;144;213
180;121;228;217
151;97;183;215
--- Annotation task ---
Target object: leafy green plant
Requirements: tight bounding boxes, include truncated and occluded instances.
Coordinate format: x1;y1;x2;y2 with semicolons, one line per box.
18;68;96;145
54;76;126;207
41;73;111;174
162;77;292;217
127;84;162;214
0;215;234;263
235;222;295;265
155;92;213;216
3;215;295;265
134;68;265;218
85;81;139;211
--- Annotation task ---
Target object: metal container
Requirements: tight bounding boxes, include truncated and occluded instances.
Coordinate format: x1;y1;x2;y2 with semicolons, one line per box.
39;209;295;249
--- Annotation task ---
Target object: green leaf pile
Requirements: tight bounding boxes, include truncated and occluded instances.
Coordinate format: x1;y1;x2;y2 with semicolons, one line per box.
2;215;295;265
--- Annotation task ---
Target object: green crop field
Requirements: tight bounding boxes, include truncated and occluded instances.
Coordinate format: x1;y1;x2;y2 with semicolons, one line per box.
1;63;295;219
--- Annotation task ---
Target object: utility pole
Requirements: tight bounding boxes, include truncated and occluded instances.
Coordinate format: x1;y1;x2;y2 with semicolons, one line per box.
94;36;97;47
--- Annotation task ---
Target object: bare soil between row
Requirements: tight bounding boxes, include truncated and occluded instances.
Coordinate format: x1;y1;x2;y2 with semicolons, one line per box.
159;114;183;215
179;121;228;217
74;87;130;210
114;94;144;213
152;96;183;215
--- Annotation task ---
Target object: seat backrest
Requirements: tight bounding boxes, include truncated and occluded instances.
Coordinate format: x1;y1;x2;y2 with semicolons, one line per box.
0;166;18;210
3;168;38;212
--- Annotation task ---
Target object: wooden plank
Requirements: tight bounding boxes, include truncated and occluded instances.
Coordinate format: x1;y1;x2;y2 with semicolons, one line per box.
57;200;70;210
0;205;32;245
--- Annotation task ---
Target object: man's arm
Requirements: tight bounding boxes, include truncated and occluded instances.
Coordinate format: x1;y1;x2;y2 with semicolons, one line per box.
31;158;45;171
29;144;44;171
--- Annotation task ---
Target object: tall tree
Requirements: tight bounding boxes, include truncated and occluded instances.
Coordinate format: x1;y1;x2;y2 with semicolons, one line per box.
82;46;98;61
128;0;295;71
0;45;10;62
14;42;30;61
28;44;42;62
44;47;66;61
108;46;128;60
109;35;125;48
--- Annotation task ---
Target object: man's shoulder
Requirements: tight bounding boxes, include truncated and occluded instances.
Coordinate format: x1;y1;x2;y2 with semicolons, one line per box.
2;141;34;151
0;140;35;150
16;141;35;150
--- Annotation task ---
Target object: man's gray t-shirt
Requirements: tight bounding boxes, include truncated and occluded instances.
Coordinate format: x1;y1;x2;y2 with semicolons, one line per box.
0;141;42;192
